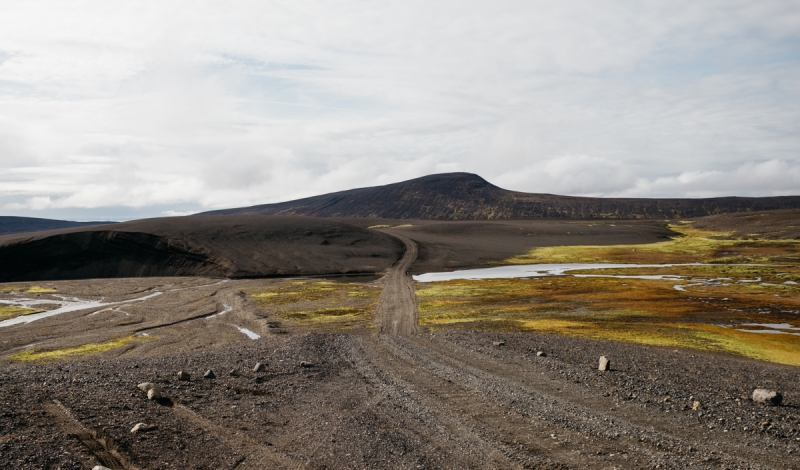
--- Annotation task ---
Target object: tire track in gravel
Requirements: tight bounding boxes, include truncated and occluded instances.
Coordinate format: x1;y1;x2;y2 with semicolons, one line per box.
172;403;305;469
375;233;419;335
44;400;138;470
406;335;786;469
371;233;780;469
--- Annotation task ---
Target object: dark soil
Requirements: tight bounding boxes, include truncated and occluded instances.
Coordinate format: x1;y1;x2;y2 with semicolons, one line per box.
694;209;800;239
0;216;404;282
374;219;676;273
1;332;798;469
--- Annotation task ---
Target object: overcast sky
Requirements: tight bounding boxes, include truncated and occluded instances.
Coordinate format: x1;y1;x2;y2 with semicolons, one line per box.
1;1;799;221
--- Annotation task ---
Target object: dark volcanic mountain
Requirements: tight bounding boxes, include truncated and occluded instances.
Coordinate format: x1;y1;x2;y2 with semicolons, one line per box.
0;216;115;235
201;173;800;220
0;215;403;282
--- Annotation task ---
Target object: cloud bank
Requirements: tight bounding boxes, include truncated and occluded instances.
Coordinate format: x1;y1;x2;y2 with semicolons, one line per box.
0;1;798;220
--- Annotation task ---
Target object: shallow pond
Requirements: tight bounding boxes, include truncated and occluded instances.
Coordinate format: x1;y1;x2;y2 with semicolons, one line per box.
412;263;699;283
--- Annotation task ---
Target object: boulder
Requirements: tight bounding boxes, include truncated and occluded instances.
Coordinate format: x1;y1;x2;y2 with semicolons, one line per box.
177;371;190;381
598;356;610;371
204;369;216;379
253;363;266;372
752;389;782;405
147;386;162;400
137;382;156;392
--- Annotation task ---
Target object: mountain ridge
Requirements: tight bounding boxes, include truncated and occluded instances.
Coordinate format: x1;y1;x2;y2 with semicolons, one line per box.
200;172;800;219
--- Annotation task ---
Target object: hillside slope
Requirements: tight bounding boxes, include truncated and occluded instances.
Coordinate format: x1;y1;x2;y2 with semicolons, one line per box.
0;215;403;282
0;216;114;235
201;173;800;220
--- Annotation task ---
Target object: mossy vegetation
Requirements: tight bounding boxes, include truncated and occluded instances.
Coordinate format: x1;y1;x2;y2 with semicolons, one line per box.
250;280;380;329
0;305;44;321
0;285;58;293
505;223;800;265
416;262;800;366
9;335;141;362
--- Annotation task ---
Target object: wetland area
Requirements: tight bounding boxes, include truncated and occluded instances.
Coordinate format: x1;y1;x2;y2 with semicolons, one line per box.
1;211;799;469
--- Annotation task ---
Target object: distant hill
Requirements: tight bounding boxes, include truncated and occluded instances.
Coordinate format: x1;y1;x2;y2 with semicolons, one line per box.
0;215;403;282
0;216;115;235
200;173;800;220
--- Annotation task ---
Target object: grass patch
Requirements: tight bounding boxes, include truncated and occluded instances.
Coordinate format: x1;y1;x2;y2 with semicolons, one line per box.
0;285;58;293
416;269;800;366
9;335;141;363
0;305;44;321
250;280;380;329
505;223;800;265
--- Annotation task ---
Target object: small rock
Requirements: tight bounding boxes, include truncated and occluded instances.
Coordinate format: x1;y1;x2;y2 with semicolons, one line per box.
598;356;610;371
300;361;314;368
536;351;546;357
147;387;162;400
692;401;702;410
492;341;505;347
230;369;240;376
130;422;157;433
204;370;216;379
137;382;156;392
253;363;266;372
93;466;112;470
177;371;190;381
752;389;782;405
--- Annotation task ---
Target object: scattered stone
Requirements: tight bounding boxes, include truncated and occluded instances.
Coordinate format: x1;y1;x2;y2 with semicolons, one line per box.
536;351;546;357
137;382;156;392
93;466;112;470
130;422;157;433
177;371;190;381
253;362;266;372
752;389;782;405
300;361;314;368
692;401;702;410
230;369;240;376
492;341;505;346
204;370;216;379
147;386;162;400
598;356;610;371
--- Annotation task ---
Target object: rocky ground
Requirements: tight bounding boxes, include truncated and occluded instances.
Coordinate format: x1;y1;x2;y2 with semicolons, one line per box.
1;331;798;469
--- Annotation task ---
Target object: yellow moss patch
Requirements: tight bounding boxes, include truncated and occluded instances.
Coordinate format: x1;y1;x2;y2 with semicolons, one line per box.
416;270;800;365
0;305;44;321
9;335;141;362
505;223;800;265
0;285;58;293
250;280;380;330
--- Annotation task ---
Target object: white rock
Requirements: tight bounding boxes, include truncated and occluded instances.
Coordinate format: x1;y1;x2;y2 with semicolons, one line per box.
253;363;266;372
93;466;112;470
147;386;162;400
598;356;610;371
137;382;155;392
752;389;782;405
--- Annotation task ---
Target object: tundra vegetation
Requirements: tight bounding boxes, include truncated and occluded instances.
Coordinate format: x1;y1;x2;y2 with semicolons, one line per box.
250;280;380;330
9;335;143;362
418;223;800;366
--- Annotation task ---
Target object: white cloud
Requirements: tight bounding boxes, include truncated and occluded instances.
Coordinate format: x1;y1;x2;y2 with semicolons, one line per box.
0;1;798;219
